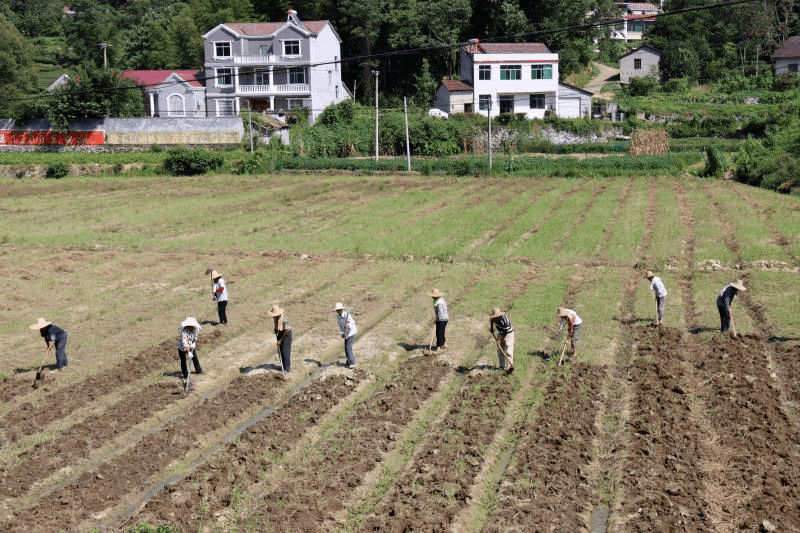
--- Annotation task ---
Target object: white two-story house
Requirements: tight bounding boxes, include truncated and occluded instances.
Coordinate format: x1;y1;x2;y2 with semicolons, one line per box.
202;10;348;122
460;39;561;119
611;2;661;41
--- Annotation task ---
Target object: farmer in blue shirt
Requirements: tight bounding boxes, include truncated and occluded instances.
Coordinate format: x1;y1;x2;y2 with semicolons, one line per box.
30;317;69;370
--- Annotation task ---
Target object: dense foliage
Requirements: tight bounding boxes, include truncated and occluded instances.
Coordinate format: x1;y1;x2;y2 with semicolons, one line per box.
162;147;224;175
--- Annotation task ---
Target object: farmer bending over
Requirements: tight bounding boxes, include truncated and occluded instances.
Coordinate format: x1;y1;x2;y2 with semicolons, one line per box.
489;308;514;375
30;318;69;370
557;307;582;361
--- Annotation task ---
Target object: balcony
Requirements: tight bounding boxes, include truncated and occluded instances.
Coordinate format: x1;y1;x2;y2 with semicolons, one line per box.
238;83;311;95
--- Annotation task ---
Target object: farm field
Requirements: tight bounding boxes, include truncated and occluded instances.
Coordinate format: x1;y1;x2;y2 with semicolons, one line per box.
0;173;798;532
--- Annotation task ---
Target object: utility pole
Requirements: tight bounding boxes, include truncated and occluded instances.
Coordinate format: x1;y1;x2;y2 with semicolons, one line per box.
487;97;493;170
403;96;411;172
99;43;109;69
372;69;380;162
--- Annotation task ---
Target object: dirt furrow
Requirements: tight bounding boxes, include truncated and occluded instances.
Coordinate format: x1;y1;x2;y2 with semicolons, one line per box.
0;329;227;445
616;326;712;531
120;369;367;531
672;180;698;330
482;363;606;531
694;335;800;530
728;182;798;265
550;182;610;254
506;183;584;255
2;372;285;531
357;372;514;531
228;356;453;531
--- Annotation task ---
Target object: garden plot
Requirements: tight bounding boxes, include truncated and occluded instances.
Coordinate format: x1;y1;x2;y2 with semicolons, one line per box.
0;174;798;532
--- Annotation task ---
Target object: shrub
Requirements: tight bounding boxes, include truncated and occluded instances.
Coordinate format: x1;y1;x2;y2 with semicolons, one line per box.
627;76;659;96
701;145;727;178
162;147;223;176
234;152;265;175
45;162;70;179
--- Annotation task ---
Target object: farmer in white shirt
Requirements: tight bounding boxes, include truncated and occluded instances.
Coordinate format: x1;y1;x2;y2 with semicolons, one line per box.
430;288;448;351
211;270;228;324
557;307;583;361
178;317;203;389
334;303;357;369
646;270;668;325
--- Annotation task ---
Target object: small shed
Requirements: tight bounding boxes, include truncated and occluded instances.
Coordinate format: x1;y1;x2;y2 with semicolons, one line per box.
557;82;592;118
773;36;800;75
619;46;661;83
434;79;475;115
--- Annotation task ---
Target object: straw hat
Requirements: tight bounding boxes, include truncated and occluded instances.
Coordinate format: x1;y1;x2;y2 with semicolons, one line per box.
211;270;221;279
429;288;443;298
333;302;345;311
645;270;655;279
268;304;284;317
730;279;746;291
29;318;52;330
181;317;201;330
557;307;569;318
489;307;504;318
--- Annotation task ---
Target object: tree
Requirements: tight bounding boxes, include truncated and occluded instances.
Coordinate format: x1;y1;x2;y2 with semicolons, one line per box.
45;63;144;130
0;14;38;117
413;58;438;107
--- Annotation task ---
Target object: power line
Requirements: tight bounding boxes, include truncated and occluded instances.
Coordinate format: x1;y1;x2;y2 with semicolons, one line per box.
1;0;758;106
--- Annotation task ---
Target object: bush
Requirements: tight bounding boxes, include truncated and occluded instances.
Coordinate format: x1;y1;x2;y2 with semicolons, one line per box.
627;76;659;96
701;145;727;178
234;152;265;175
45;162;70;179
162;147;223;176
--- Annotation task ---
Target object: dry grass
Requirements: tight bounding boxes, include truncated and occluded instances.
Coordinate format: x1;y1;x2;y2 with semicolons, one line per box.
629;128;670;155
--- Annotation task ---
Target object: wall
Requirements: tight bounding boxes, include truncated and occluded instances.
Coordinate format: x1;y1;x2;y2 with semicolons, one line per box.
0;117;243;146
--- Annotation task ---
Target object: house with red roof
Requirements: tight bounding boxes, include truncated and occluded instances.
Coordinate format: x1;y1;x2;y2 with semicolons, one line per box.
611;2;661;41
202;9;348;123
773;36;800;75
435;38;591;119
120;70;206;118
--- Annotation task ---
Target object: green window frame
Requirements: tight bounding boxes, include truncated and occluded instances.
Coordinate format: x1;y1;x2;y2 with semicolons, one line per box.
531;64;553;80
500;65;521;80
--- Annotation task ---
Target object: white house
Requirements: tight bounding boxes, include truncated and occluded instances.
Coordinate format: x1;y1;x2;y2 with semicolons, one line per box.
202;10;348;123
557;82;592;118
773;36;800;75
611;3;661;41
619;45;662;83
459;38;560;119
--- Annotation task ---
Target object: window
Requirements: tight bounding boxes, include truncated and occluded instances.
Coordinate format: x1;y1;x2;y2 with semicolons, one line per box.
529;93;545;109
479;65;491;80
283;40;300;56
634;58;642;70
499;95;514;113
255;69;269;86
168;94;185;117
500;65;521;80
215;42;231;59
288;98;305;109
216;68;233;87
789;63;799;73
288;67;306;84
478;94;492;110
531;64;553;80
217;99;235;116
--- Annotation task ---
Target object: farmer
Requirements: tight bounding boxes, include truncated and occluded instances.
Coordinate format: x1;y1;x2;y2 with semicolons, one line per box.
334;302;357;368
716;279;746;333
178;316;203;389
430;288;448;351
489;308;514;375
211;270;228;325
645;270;668;325
29;318;69;370
557;307;582;361
270;304;292;372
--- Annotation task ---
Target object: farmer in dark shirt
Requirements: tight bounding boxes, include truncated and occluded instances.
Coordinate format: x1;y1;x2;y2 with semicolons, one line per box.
716;279;746;333
30;317;69;369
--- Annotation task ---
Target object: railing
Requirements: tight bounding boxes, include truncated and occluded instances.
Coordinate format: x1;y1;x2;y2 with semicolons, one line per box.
238;84;310;95
234;55;275;64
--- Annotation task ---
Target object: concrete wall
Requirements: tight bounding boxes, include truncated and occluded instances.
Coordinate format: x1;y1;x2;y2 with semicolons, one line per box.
0;117;243;145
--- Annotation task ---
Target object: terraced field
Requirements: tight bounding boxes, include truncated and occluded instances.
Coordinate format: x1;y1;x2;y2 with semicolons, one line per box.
0;173;798;532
